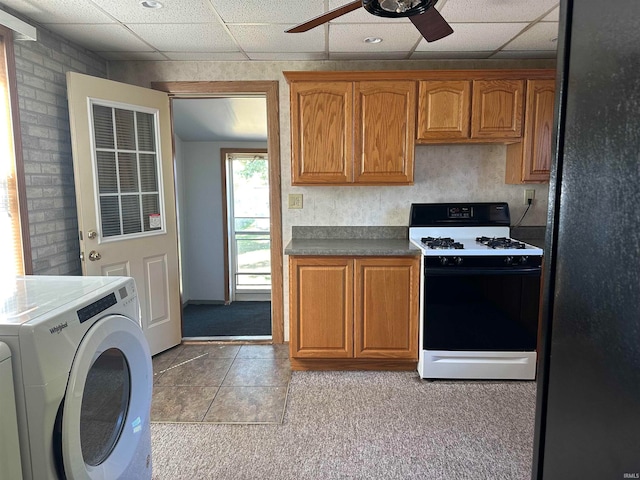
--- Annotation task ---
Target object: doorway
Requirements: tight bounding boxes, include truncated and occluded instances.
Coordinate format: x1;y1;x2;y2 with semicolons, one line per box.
152;81;283;343
223;149;271;302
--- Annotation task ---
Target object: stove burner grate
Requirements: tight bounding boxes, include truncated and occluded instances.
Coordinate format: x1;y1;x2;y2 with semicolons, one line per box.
421;237;464;250
475;236;526;249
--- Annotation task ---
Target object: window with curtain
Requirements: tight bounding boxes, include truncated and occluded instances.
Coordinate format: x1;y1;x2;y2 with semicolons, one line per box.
0;26;30;283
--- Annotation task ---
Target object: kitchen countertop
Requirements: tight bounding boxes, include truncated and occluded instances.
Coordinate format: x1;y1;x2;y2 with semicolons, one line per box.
285;226;421;257
510;226;546;249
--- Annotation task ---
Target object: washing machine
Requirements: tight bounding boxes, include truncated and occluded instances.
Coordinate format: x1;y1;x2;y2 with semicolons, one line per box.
0;275;153;480
0;340;23;479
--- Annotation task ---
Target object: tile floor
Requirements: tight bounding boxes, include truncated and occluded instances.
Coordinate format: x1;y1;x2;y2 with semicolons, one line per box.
151;343;291;424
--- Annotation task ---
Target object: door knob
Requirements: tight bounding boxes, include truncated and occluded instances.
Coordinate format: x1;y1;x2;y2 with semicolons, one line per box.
87;230;97;239
88;250;101;261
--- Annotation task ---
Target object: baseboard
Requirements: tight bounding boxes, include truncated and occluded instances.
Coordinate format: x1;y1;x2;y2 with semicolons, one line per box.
290;358;417;371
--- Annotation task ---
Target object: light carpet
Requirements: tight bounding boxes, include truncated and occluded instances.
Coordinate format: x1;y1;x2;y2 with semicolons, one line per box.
151;370;536;479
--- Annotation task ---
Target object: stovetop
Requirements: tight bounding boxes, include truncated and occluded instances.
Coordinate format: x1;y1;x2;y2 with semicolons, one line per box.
408;202;543;257
409;227;543;256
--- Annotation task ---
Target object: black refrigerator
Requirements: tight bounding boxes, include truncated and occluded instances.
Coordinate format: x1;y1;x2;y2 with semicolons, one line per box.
533;0;640;478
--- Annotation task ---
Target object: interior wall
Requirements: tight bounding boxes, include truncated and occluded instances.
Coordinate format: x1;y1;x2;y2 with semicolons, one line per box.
180;140;268;303
108;58;556;339
174;135;189;303
1;6;108;275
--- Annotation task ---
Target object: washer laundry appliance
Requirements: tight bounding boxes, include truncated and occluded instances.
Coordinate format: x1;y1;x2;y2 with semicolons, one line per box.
0;275;153;480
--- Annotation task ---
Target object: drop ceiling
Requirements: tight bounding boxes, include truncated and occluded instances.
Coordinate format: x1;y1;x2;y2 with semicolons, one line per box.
0;0;560;61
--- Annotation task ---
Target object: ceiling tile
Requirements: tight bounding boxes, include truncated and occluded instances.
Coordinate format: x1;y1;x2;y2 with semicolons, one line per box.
228;25;325;53
95;0;221;24
163;52;248;61
329;23;421;52
327;1;405;24
128;23;240;52
209;0;325;23
0;0;115;24
441;0;559;22
491;50;557;59
97;51;169;61
46;24;153;52
502;22;559;51
330;51;410;60
410;51;492;60
542;6;560;22
247;52;327;61
416;23;528;52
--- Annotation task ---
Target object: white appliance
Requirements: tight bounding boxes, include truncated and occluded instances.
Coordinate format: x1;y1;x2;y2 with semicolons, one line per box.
0;341;23;479
0;275;153;480
409;203;544;380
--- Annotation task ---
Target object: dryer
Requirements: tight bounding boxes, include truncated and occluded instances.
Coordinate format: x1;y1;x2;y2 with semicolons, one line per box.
0;275;153;480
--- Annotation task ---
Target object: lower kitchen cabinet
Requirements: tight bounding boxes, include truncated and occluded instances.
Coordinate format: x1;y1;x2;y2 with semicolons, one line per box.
289;256;419;370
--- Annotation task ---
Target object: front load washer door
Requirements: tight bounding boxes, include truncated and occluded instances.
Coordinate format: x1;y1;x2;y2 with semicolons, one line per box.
59;314;152;480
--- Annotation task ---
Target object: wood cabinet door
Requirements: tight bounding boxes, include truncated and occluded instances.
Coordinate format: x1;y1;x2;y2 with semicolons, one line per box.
417;80;471;140
353;81;416;184
471;79;524;139
290;82;353;184
522;79;555;182
289;257;354;358
353;257;419;359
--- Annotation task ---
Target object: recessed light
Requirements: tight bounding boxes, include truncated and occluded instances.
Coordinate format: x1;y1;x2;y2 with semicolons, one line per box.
364;37;383;44
140;0;163;8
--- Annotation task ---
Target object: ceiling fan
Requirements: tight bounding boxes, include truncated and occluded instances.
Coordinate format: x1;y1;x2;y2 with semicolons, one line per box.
285;0;454;43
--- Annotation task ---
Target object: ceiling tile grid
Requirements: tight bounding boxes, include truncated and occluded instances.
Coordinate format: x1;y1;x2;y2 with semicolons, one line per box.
0;0;560;61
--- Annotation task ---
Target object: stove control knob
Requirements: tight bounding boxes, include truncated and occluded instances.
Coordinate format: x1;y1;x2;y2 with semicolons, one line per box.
520;256;528;264
454;256;463;265
440;257;449;266
504;256;514;265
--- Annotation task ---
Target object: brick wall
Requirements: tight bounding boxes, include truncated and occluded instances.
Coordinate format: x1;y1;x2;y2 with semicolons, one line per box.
7;14;108;274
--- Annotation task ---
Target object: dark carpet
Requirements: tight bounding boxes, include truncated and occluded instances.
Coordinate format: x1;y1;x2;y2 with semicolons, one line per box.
182;302;271;337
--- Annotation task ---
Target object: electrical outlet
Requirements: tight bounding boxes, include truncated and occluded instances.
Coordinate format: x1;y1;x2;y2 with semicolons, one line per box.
524;189;535;205
288;193;303;209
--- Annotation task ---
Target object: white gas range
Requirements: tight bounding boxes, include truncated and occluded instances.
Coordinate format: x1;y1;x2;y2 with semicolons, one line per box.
409;203;543;380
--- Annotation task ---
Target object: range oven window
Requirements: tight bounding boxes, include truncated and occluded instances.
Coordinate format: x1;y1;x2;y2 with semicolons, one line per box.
423;269;540;351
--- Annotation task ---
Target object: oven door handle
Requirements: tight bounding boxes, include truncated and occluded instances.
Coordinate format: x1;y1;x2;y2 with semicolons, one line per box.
424;267;541;276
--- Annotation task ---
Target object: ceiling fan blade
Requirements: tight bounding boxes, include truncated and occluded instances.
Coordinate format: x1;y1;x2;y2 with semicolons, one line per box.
285;0;362;33
410;7;453;42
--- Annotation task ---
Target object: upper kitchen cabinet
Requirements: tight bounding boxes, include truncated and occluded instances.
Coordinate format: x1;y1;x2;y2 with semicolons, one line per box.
286;72;415;186
471;79;524;139
506;79;556;183
286;69;554;185
289;81;353;184
417;80;471;141
417;78;524;143
354;81;416;184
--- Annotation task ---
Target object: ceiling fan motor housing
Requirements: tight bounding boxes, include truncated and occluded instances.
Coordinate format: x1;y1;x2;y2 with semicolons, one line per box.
362;0;437;17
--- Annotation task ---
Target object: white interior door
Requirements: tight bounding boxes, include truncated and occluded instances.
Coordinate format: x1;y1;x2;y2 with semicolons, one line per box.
67;72;181;355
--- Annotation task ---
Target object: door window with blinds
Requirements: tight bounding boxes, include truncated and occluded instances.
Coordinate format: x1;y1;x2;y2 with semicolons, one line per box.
90;101;164;241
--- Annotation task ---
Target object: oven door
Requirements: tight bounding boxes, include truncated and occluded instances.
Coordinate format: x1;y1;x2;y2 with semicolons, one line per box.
423;264;541;352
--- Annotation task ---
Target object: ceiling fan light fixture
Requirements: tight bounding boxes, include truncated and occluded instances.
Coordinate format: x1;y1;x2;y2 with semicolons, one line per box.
363;0;436;18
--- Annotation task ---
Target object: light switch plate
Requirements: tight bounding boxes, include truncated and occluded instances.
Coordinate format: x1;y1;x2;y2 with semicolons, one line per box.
288;193;303;209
